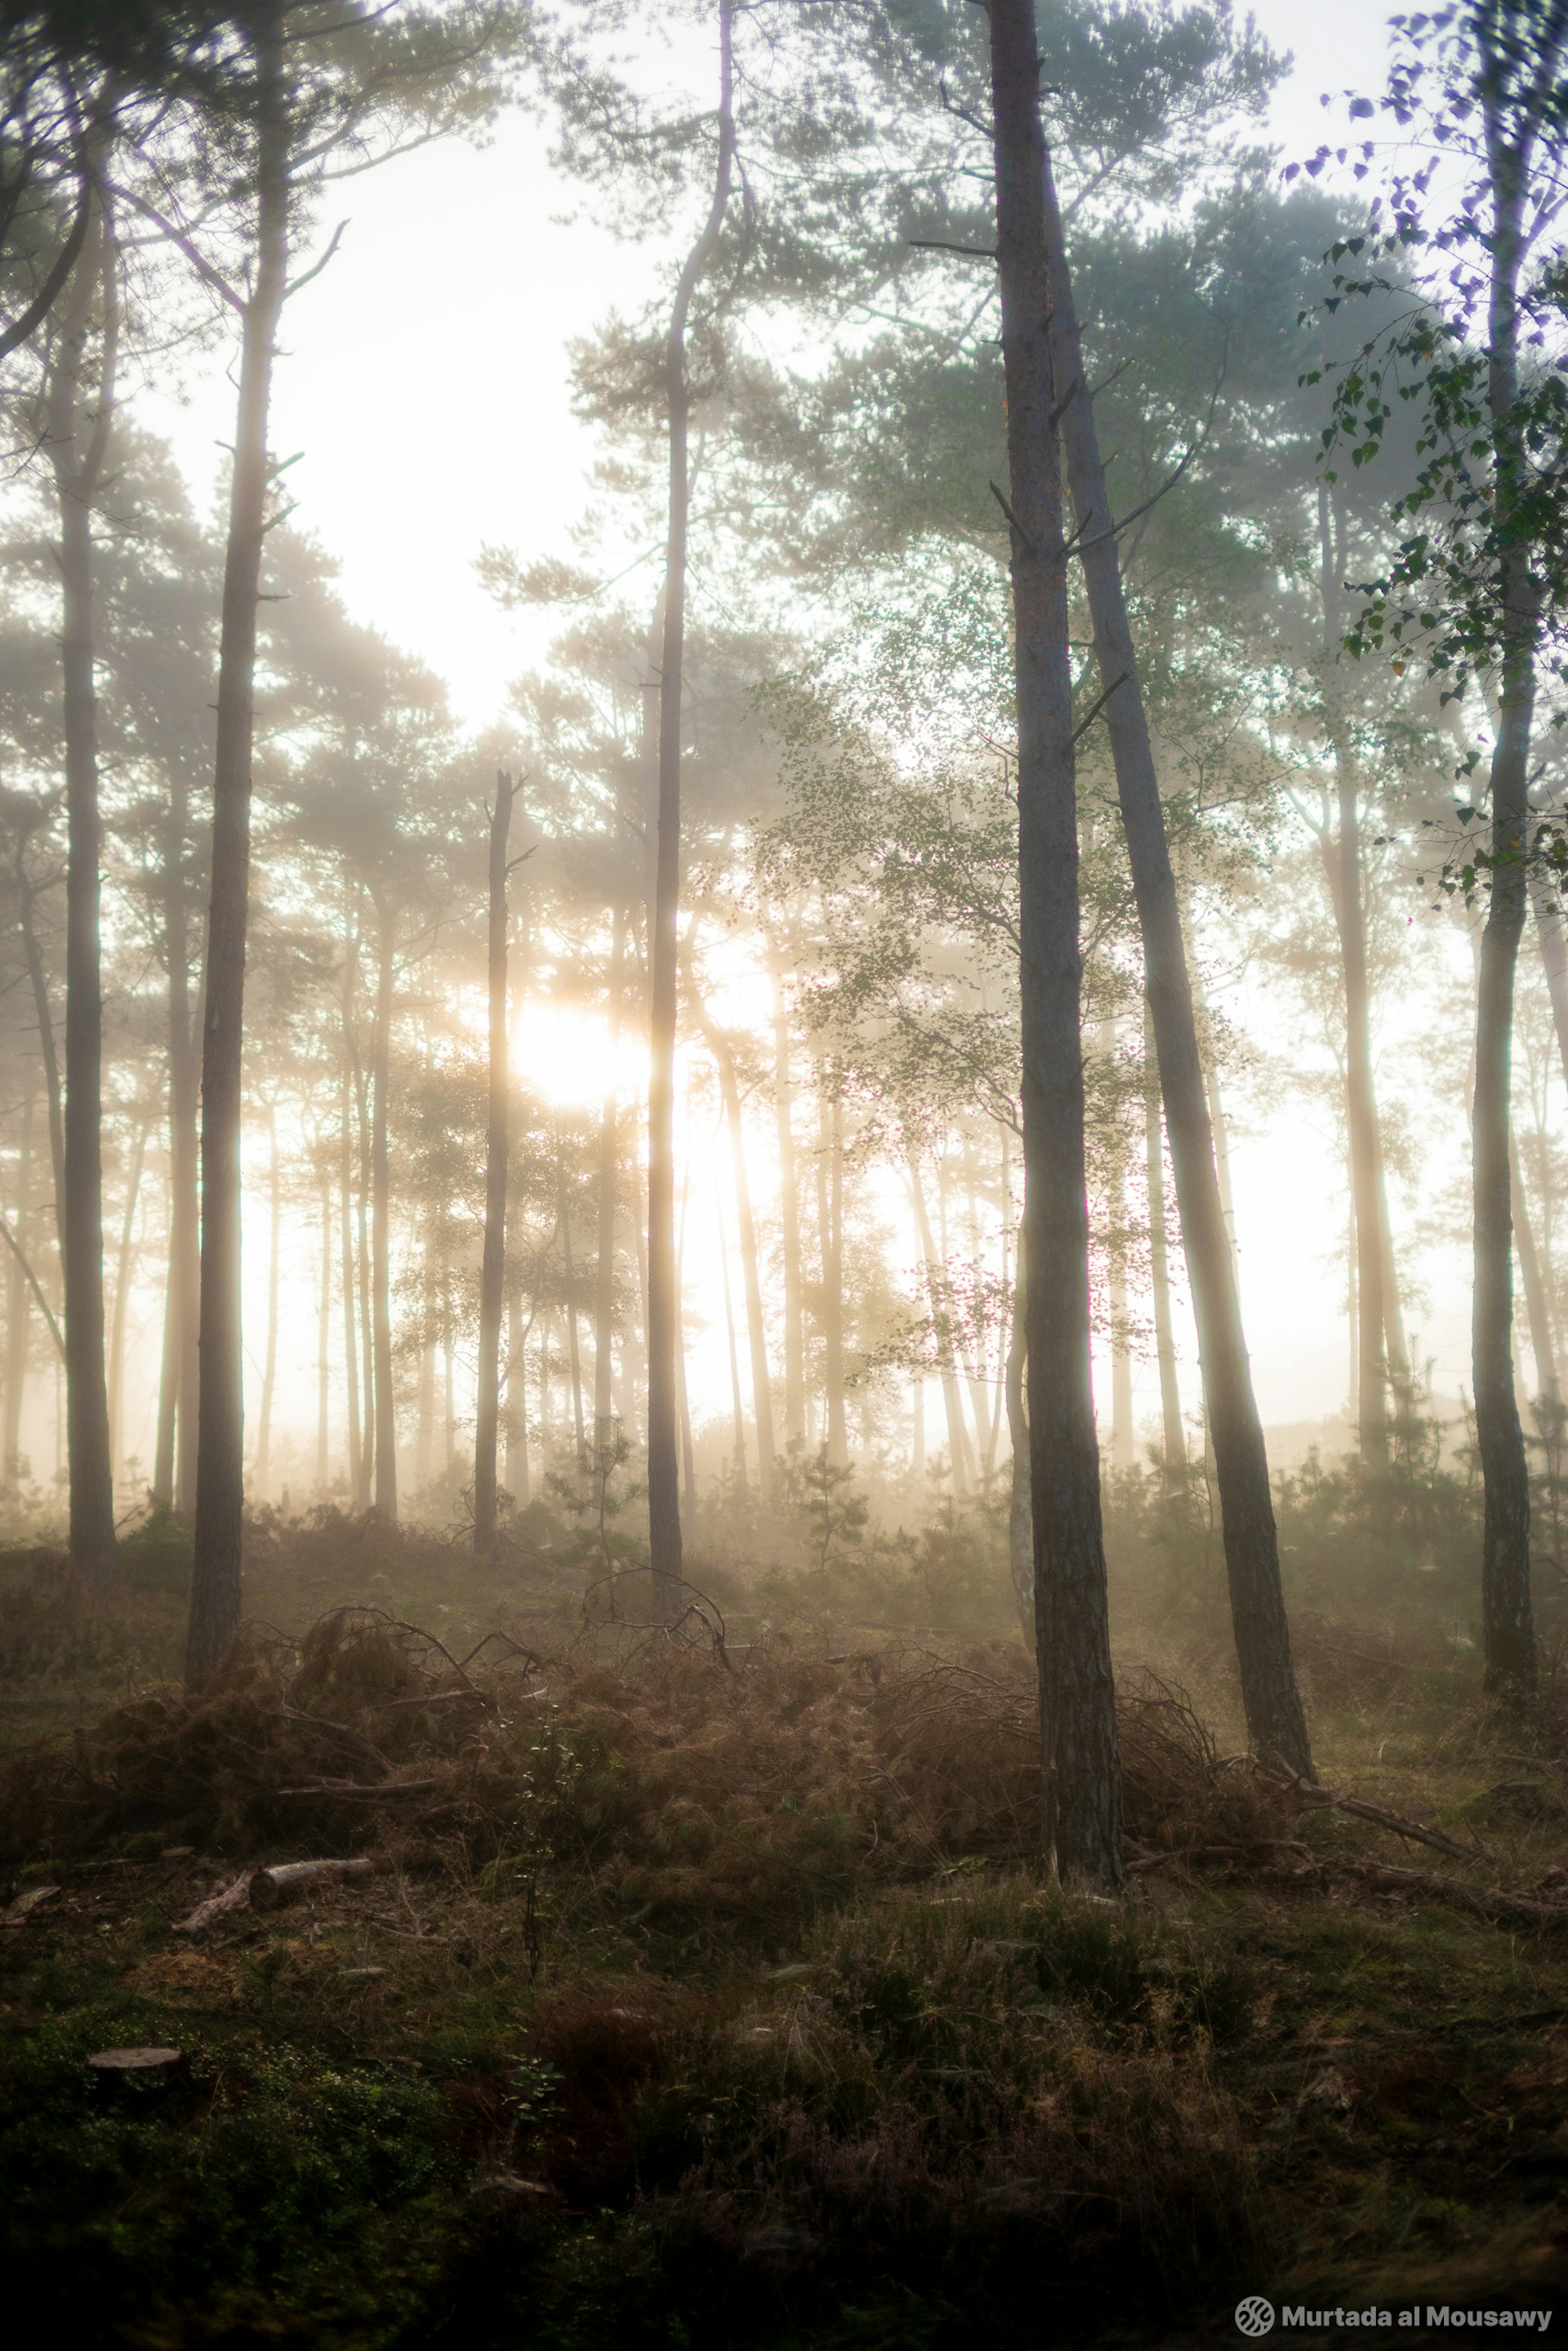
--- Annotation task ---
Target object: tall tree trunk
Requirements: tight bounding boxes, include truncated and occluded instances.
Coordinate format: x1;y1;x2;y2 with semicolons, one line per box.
370;903;396;1518
339;1063;362;1500
505;1289;528;1506
1109;1220;1134;1472
1512;1133;1559;1400
989;0;1122;1884
108;1121;146;1485
1317;485;1391;1466
770;946;806;1443
255;1102;280;1494
716;1169;748;1490
1004;1225;1033;1641
692;985;777;1496
647;0;734;1612
474;774;516;1555
4;1075;33;1475
415;1269;434;1494
16;830;64;1249
906;1152;973;1494
676;1153;698;1509
1040;139;1311;1775
317;1176;331;1490
187;7;288;1681
825;1064;848;1464
960;1140;1002;1481
154;1186;177;1504
560;1170;586;1461
443;1253;456;1472
1473;85;1537;1697
155;760;200;1513
1145;1007;1186;1467
594;906;625;1427
46;180;118;1583
353;1049;374;1510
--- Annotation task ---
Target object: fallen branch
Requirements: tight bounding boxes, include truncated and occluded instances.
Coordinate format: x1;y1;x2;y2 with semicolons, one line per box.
1125;1840;1320;1877
173;1865;258;1935
1345;1859;1568;1930
272;1776;441;1800
1264;1769;1486;1863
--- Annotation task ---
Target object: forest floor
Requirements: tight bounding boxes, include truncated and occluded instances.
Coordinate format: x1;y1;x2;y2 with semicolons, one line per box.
3;1529;1568;2347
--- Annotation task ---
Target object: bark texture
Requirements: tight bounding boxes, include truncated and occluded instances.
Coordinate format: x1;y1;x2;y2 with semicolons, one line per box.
989;0;1121;1886
187;7;288;1683
1041;135;1312;1775
45;181;118;1581
1474;86;1537;1696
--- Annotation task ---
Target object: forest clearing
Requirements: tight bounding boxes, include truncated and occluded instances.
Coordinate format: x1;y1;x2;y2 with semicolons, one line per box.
6;0;1568;2340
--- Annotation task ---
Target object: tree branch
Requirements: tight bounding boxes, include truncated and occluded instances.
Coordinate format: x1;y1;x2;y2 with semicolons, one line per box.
0;1215;63;1360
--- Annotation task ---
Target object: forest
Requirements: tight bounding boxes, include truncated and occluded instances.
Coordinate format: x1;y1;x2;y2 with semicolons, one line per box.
7;0;1568;2342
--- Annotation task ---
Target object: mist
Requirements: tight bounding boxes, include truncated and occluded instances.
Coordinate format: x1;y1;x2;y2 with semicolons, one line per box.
2;2;1568;2343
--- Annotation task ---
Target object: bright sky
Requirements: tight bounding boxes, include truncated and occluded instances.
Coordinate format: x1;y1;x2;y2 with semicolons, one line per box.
120;0;1481;1474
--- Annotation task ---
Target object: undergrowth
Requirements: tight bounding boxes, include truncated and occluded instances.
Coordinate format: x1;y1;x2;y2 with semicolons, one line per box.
6;1572;1568;2342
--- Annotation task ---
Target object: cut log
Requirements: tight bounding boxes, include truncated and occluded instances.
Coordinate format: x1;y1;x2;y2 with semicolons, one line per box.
87;2046;184;2081
0;1882;60;1926
251;1858;376;1907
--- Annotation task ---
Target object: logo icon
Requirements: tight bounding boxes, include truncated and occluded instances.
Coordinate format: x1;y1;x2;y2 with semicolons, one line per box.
1235;2300;1276;2338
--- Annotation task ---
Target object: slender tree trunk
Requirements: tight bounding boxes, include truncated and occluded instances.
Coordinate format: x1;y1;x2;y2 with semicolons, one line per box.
1145;1007;1186;1467
1317;487;1391;1466
1473;95;1537;1697
716;1168;747;1490
1376;1124;1411;1399
1512;1133;1559;1400
108;1122;146;1485
16;835;64;1249
416;1269;434;1494
155;766;199;1512
770;947;806;1443
505;1289;528;1506
647;0;734;1612
1004;1225;1033;1641
4;1076;33;1476
252;1102;281;1494
353;1052;374;1510
693;986;777;1496
188;7;288;1681
1040;136;1310;1774
676;1152;698;1510
46;183;118;1583
594;902;625;1430
960;1142;1001;1480
369;905;396;1518
317;1177;331;1490
990;0;1122;1883
560;1171;586;1461
154;1187;177;1504
906;1150;973;1494
911;1372;924;1483
443;1254;456;1471
825;1065;848;1464
340;1063;362;1500
474;775;516;1554
536;1311;548;1460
